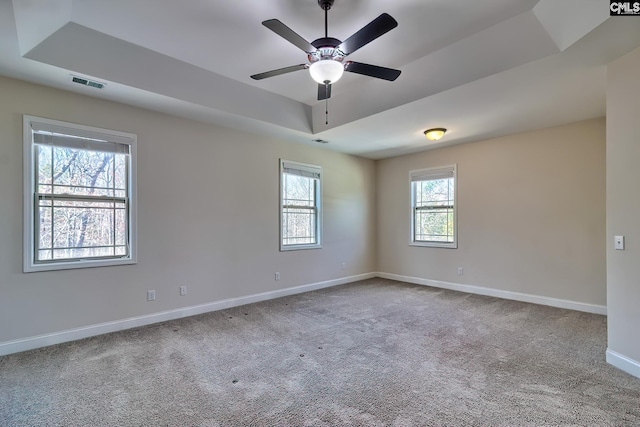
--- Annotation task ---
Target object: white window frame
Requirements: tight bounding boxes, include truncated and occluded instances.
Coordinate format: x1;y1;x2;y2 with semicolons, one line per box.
410;164;457;249
279;159;322;251
23;115;137;272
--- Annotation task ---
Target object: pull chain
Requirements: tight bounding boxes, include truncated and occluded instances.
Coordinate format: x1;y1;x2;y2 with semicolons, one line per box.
325;97;329;125
325;82;330;125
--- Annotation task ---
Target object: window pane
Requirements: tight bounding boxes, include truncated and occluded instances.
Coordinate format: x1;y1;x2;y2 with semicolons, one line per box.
52;247;116;259
415;207;453;242
38;205;52;250
283;174;315;207
114;155;127;191
38;250;53;261
46;147;126;197
282;207;316;245
34;145;129;262
414;176;455;243
36;198;127;261
416;178;454;206
37;145;52;193
115;207;127;246
281;169;319;247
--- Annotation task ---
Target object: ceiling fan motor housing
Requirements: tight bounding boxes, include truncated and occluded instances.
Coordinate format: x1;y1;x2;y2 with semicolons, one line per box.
309;37;345;64
318;0;334;10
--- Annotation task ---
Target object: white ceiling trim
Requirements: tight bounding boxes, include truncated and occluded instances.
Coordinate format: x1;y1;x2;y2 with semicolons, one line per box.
3;0;640;159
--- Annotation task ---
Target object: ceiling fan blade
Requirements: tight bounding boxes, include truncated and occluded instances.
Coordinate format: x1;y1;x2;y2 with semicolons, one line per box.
337;13;398;56
345;61;401;81
251;64;308;80
317;83;332;100
262;19;317;53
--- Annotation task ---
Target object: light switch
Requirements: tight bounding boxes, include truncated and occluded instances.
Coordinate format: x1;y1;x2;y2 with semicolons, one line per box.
615;235;625;250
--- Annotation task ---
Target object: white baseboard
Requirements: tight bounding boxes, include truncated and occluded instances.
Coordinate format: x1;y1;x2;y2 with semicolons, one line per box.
0;272;608;357
606;349;640;379
376;272;607;315
0;273;375;357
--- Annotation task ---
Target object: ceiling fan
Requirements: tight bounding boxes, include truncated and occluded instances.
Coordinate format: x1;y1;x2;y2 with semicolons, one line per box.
250;0;401;103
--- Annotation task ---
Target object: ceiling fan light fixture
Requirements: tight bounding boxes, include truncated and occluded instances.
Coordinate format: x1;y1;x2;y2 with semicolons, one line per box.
309;59;344;84
424;128;447;141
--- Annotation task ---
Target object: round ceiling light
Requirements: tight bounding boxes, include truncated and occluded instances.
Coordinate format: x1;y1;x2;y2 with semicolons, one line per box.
309;59;344;84
424;128;447;141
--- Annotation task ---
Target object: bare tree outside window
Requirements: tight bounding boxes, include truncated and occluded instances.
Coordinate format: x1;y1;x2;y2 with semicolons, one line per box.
36;145;128;261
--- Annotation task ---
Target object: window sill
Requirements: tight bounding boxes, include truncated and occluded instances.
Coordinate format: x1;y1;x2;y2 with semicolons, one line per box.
280;244;322;252
410;241;457;249
24;257;136;273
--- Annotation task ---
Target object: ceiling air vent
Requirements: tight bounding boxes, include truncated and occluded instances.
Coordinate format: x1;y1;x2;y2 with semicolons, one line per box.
71;76;105;89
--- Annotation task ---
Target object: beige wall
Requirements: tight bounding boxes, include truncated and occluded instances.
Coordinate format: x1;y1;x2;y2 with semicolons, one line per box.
606;46;640;369
377;119;606;306
0;76;376;343
0;74;614;359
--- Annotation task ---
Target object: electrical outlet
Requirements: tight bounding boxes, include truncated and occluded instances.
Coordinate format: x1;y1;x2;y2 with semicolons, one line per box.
147;290;156;301
341;262;346;270
275;272;280;281
180;285;187;296
457;267;464;276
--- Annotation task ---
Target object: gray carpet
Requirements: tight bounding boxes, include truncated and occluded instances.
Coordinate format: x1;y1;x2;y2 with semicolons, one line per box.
1;278;639;426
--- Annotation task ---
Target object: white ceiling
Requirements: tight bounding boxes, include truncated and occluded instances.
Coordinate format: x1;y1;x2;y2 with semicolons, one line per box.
1;0;639;159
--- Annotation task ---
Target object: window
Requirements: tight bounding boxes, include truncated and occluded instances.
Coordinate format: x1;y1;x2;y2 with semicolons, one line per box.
410;165;457;248
23;115;137;272
280;160;321;251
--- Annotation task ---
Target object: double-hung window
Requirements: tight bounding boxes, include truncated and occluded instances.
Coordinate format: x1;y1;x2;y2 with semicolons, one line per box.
23;115;137;272
280;160;322;251
410;165;457;248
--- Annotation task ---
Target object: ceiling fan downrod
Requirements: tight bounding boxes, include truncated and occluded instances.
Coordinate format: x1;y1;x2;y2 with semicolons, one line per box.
318;0;334;38
319;1;334;124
